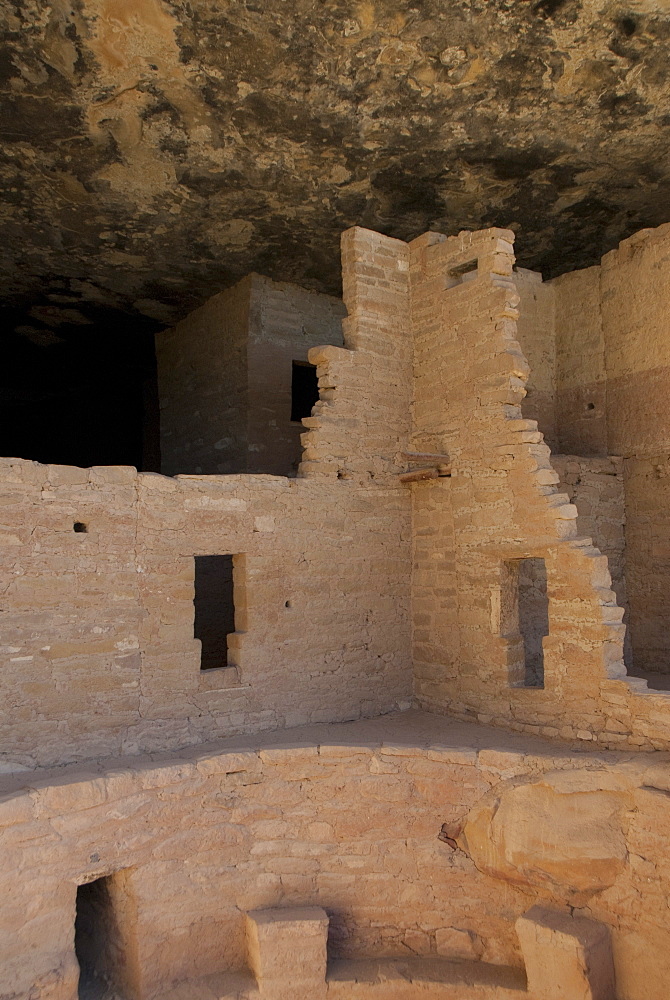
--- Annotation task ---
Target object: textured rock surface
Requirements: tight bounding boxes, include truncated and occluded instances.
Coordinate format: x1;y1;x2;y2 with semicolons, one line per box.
459;771;630;897
2;0;670;342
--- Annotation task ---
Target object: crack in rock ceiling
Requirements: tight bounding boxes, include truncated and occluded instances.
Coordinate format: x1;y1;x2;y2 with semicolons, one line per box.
1;0;670;341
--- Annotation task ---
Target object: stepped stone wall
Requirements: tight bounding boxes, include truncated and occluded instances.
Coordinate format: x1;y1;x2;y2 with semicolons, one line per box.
512;225;670;676
406;226;670;745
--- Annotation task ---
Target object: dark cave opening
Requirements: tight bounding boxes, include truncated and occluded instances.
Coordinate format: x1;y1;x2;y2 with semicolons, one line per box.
0;318;161;472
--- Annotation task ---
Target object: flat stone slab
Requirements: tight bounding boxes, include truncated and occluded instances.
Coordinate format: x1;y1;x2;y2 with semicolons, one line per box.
326;957;527;998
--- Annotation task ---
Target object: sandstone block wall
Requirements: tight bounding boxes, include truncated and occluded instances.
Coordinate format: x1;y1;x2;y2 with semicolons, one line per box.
246;276;346;477
550;224;670;674
552;455;627;623
552;265;608;457
0;463;411;770
513;269;556;450
300;228;412;485
156;277;251;476
4;222;670;767
3;715;669;1000
0;231;418;770
157;274;345;477
621;455;670;675
408;227;670;748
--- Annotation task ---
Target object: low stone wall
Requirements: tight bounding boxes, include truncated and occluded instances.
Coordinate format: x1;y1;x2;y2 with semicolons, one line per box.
2;713;669;1000
0;458;411;769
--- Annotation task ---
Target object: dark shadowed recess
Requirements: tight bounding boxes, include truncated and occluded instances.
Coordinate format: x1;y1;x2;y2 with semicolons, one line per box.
0;308;161;472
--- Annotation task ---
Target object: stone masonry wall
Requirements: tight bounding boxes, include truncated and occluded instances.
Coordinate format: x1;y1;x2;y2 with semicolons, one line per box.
0;459;411;769
513;269;556;450
551;265;607;457
409;227;670;749
246;275;346;477
552;455;627;619
0;230;414;770
156;275;345;477
553;454;631;668
300;228;412;485
156;277;251;476
552;223;670;674
621;455;670;675
4;224;670;767
601;225;670;675
2;716;669;1000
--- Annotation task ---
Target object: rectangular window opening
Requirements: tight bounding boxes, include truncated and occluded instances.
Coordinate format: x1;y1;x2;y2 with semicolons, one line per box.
194;554;236;670
502;557;549;688
291;360;320;423
75;874;131;999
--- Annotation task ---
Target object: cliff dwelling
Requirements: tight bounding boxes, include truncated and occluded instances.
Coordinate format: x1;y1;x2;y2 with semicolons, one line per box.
3;3;670;1000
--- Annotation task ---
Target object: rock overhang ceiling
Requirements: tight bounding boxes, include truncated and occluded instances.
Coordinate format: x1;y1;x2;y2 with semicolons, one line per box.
1;0;670;344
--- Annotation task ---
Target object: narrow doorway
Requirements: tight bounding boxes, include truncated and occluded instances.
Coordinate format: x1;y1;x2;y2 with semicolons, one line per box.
517;557;549;687
74;873;136;999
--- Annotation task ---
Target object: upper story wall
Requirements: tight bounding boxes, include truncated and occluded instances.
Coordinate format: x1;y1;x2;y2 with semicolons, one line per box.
300;228;412;484
600;223;670;458
156;278;251;477
550;224;670;674
514;269;556;450
551;265;607;456
246;276;346;476
543;222;670;460
508;221;670;462
156;275;345;478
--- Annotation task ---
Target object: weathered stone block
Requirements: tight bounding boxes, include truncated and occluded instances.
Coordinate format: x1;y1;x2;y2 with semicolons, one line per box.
516;906;615;1000
246;907;328;1000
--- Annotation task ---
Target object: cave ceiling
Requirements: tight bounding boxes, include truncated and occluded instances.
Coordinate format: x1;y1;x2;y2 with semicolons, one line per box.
2;0;670;342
